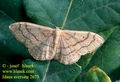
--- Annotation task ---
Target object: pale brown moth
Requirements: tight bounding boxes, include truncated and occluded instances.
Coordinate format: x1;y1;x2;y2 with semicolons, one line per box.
9;22;104;64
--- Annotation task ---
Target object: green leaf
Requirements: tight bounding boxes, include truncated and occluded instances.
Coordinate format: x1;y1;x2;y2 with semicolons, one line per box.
77;53;93;69
0;10;29;57
23;0;120;31
22;59;81;82
0;0;25;21
84;66;111;82
110;66;120;82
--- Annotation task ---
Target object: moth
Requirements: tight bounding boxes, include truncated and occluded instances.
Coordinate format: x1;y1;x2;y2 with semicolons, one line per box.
9;22;104;64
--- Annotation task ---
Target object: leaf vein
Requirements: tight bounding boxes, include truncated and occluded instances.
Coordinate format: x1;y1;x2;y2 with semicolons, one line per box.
67;1;120;25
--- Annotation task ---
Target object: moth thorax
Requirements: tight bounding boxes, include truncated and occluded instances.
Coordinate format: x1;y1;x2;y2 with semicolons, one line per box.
52;27;61;55
56;27;61;34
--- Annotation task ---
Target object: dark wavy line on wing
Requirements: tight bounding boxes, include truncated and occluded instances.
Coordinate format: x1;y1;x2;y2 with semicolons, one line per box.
17;24;33;44
78;34;96;51
62;34;96;56
58;32;90;49
24;23;39;41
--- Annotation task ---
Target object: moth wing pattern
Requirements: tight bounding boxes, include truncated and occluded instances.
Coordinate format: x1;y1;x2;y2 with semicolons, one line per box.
55;30;104;64
9;22;55;60
9;22;104;65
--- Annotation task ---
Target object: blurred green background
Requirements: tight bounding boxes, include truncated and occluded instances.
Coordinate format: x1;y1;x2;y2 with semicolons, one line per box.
0;0;120;82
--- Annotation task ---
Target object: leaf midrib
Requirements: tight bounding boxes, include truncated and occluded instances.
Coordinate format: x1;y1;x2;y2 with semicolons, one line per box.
0;10;15;22
61;0;74;29
42;61;50;82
